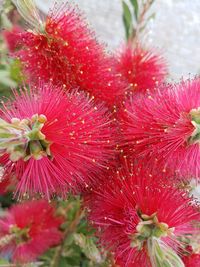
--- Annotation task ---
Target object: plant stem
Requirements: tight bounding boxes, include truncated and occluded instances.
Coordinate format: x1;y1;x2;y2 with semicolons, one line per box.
50;209;84;267
130;0;155;45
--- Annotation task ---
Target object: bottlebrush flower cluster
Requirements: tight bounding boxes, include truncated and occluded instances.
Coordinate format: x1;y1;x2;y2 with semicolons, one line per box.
0;0;200;266
0;200;63;263
13;3;127;106
115;44;167;95
121;78;200;178
87;165;199;267
0;83;116;198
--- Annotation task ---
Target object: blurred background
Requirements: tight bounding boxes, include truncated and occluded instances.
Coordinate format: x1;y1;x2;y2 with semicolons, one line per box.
35;0;200;80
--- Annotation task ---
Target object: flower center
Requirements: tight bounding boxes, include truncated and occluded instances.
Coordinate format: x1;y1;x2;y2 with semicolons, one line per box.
131;212;174;250
0;114;51;161
188;108;200;145
0;225;30;248
10;225;30;244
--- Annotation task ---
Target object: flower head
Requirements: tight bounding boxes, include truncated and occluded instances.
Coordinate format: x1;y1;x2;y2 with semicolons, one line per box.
121;78;200;178
87;165;199;267
0;83;116;198
12;2;127;105
0;200;63;263
115;44;167;96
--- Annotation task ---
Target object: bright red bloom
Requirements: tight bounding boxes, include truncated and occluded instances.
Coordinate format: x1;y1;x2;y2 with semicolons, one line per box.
13;3;127;106
115;44;167;95
183;254;200;267
3;26;22;52
0;83;116;198
121;78;200;178
0;200;63;263
87;166;199;267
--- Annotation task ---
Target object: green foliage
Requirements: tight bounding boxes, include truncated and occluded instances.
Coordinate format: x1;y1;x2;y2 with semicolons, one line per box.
0;0;23;98
130;0;139;21
0;192;15;208
121;0;155;41
122;1;132;40
40;197;111;267
0;258;10;264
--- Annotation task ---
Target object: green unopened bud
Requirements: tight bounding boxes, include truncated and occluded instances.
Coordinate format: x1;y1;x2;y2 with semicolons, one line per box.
188;108;200;145
0;114;51;161
9;148;26;162
190;108;200;124
26;128;46;140
131;212;174;251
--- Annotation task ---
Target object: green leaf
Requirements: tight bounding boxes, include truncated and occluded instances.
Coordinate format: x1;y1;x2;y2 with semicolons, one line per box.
0;70;17;88
9;59;24;83
74;233;103;264
122;1;132;40
0;258;10;264
130;0;139;21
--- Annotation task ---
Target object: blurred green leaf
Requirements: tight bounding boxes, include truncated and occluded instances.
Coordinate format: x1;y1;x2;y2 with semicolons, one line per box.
122;1;132;40
74;233;103;264
9;59;24;83
0;69;17;87
130;0;139;21
0;258;10;264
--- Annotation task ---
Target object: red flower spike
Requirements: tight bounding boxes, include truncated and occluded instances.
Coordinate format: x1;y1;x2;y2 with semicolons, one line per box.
0;83;116;198
115;44;167;95
0;200;63;263
121;78;200;178
13;3;127;106
87;166;199;267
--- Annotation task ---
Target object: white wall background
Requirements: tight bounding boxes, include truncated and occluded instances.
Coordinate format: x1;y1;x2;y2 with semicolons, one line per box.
35;0;200;80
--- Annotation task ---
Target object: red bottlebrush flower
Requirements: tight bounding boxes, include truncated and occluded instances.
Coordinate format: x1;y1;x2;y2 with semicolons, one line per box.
0;200;63;263
87;166;199;267
0;83;116;198
3;26;23;52
183;254;200;267
115;44;167;95
13;3;127;106
121;78;200;178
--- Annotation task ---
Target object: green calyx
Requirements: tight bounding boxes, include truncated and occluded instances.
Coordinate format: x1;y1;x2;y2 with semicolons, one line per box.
130;212;184;267
0;225;30;248
130;212;174;250
188;108;200;145
9;225;30;245
0;114;51;162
